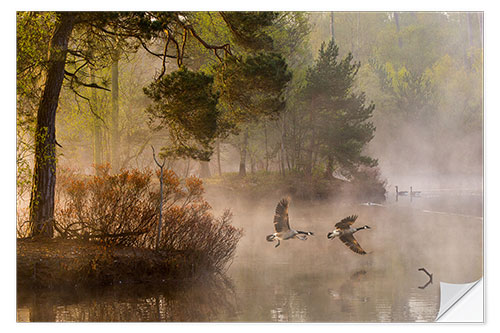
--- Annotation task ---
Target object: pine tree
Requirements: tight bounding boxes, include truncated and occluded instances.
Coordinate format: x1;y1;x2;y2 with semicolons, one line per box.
304;40;377;179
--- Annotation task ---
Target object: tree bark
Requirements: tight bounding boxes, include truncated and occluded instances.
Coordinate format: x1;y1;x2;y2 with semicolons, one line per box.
324;155;334;180
184;159;191;178
280;116;286;177
264;122;269;172
200;160;211;178
90;67;103;166
305;100;316;177
460;14;471;69
29;12;76;238
394;12;403;49
330;12;335;42
216;141;222;176
466;13;473;48
111;49;120;173
477;13;483;49
238;127;249;177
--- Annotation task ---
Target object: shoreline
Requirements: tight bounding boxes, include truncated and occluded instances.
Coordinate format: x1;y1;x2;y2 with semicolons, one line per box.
17;237;208;289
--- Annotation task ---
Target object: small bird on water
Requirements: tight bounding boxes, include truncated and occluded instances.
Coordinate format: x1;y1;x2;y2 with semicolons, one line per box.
327;215;371;255
266;197;314;248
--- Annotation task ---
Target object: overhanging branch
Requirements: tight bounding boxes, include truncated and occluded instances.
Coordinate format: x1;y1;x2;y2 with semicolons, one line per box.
64;70;111;91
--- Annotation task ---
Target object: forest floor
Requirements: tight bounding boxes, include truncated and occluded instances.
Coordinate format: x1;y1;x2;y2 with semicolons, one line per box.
17;237;198;290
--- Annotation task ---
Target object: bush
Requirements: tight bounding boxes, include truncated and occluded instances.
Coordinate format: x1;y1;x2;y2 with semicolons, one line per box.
54;165;242;273
349;166;387;202
204;167;387;203
56;165;158;246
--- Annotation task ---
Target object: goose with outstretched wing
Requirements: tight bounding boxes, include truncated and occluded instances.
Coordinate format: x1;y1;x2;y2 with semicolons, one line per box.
327;215;371;255
266;197;314;248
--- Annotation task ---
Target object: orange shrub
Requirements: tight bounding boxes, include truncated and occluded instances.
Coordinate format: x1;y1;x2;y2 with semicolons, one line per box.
55;165;242;273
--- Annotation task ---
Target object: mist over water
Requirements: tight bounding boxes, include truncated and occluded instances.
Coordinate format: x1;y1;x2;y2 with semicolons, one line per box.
18;189;482;322
206;190;482;322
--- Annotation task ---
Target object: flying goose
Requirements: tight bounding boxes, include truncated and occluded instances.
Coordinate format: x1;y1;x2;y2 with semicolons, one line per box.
327;215;370;255
266;197;314;248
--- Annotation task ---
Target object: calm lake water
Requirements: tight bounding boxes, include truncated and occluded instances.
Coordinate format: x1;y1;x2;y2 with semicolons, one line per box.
17;190;483;322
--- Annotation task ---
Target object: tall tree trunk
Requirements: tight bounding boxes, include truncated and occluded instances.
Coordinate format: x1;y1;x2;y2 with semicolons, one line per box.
89;67;102;167
264;122;269;172
111;50;120;173
216;141;222;176
330;12;335;42
280;116;286;177
239;127;249;177
477;13;483;50
305;100;316;178
324;156;334;180
104;131;111;164
466;13;473;48
394;12;403;49
305;103;317;201
291;111;298;170
356;12;361;58
200;160;211;178
461;14;471;69
29;12;76;238
185;159;191;178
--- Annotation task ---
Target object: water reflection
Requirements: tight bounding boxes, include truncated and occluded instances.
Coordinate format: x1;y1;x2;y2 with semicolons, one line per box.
17;275;237;322
418;268;433;289
17;192;482;322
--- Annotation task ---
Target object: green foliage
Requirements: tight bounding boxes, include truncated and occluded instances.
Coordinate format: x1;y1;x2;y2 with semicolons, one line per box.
215;52;292;122
370;60;435;121
304;40;377;174
16;13;57;197
16;12;56;102
270;12;311;59
219;12;278;50
305;41;359;98
144;67;221;161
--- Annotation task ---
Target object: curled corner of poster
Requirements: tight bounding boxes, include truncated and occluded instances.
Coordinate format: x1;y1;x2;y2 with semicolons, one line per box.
436;278;483;322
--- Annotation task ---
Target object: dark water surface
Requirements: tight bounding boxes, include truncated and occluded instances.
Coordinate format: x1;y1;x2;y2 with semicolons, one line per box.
17;191;483;322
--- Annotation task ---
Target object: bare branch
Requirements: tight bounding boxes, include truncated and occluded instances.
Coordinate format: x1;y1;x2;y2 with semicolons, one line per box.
151;145;166;168
157;30;171;80
64;70;111;91
184;23;232;60
180;29;188;64
169;35;182;67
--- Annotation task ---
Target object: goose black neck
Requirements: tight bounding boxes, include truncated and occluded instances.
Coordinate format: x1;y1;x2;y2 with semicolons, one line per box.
297;230;310;235
356;226;368;231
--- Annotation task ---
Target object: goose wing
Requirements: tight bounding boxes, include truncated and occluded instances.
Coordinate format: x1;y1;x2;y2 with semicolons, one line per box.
273;197;291;233
335;215;358;230
339;233;366;255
